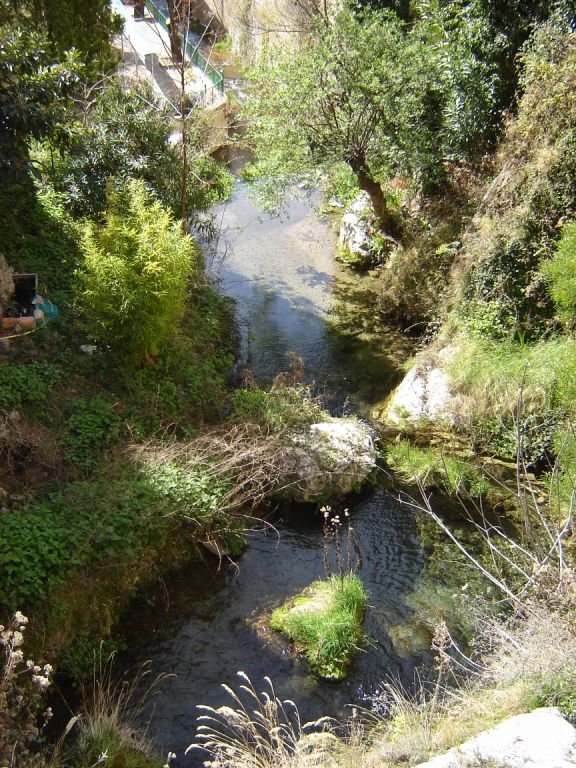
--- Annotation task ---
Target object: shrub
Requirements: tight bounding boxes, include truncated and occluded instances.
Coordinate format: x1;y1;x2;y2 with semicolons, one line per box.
62;396;122;474
0;361;61;414
0;462;234;609
76;179;197;365
540;220;576;329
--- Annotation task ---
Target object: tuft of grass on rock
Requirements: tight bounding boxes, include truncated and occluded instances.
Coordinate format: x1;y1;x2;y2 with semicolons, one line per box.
270;573;368;680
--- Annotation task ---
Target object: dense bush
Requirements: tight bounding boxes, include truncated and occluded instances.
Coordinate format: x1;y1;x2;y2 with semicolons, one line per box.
0;459;236;610
452;23;576;340
62;396;122;474
77;179;197;364
0;362;61;413
40;78;233;221
540;220;576;330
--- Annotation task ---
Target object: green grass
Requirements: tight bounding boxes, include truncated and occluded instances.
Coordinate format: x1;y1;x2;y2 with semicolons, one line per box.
386;440;490;497
447;335;576;417
270;573;368;680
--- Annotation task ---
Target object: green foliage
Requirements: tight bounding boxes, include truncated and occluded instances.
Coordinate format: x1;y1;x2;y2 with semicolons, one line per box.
231;386;325;432
0;361;61;413
452;22;576;340
540;220;576;329
449;336;576;418
59;636;126;684
244;7;441;218
16;0;121;75
213;34;232;52
77;179;197;364
0;24;80;180
386;440;490;497
0;458;235;610
62;396;122;474
530;665;576;723
270;573;368;680
0;180;82;305
42;79;233;220
319;162;360;209
139;460;232;522
244;0;527;219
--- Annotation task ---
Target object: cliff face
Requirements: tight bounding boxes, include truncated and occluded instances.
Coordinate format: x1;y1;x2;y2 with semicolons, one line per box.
193;0;334;61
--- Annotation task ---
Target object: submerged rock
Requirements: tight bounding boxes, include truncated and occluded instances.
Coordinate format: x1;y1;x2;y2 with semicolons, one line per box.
413;707;576;768
273;419;376;503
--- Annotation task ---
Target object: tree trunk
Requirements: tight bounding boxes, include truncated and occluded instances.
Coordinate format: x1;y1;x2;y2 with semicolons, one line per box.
166;0;183;64
353;162;397;236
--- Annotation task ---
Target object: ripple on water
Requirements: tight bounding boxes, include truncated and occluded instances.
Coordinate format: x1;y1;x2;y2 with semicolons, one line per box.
122;491;434;765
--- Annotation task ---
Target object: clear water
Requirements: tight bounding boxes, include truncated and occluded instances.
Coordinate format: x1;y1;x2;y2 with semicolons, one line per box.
121;184;438;765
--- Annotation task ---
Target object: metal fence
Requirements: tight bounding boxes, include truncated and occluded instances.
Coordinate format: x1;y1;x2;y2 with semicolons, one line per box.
143;0;224;94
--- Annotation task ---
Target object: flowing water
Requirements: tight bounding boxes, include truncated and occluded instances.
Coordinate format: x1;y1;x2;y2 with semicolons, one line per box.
122;182;446;765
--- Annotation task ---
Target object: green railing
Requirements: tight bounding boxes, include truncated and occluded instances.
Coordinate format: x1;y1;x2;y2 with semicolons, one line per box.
143;0;224;94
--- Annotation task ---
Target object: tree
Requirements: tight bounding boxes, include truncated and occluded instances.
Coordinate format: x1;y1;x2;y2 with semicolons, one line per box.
243;7;440;229
39;77;232;222
77;179;197;364
0;26;79;180
27;0;122;74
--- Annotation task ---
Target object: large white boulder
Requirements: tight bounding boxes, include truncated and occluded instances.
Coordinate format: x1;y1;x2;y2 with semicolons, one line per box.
274;419;376;503
414;707;576;768
338;192;379;268
385;347;468;428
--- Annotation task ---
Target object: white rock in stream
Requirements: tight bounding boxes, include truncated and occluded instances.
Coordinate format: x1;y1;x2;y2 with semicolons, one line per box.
412;707;576;768
274;419;376;503
385;347;466;428
338;192;378;267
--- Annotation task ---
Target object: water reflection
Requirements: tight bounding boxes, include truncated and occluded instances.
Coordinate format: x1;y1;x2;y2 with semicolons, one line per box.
123;492;433;765
207;182;336;386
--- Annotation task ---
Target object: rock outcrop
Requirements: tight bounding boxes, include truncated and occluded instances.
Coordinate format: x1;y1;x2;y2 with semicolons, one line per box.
273;419;376;503
385;347;469;429
338;192;379;268
414;707;576;768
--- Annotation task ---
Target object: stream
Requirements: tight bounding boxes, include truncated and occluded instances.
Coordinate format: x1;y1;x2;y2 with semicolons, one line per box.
121;182;450;765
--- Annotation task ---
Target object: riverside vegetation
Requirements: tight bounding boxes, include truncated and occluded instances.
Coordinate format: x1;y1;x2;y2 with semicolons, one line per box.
270;507;368;680
2;0;576;766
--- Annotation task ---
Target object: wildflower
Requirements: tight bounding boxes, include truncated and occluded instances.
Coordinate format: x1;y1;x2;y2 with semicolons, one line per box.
8;649;24;665
13;611;28;627
11;631;24;648
32;674;51;690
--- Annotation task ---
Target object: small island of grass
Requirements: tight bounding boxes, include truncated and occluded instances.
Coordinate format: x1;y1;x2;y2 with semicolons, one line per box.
270;573;368;680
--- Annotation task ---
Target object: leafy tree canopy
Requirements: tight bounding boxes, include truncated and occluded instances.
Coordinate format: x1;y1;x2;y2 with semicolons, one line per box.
244;7;437;227
244;0;576;228
36;77;233;223
2;0;122;74
0;25;80;180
